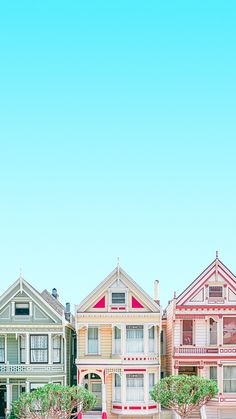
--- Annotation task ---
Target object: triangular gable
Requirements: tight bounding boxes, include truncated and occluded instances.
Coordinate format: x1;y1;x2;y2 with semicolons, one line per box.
131;296;145;308
177;258;236;306
0;277;63;323
77;266;160;313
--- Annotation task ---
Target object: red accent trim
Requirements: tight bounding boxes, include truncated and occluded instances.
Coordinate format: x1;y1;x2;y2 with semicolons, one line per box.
177;305;236;309
174;356;236;360
103;369;106;384
102;413;107;419
111;307;118;310
124;368;146;372
77;413;82;419
113;405;122;409
129;406;142;410
93;296;106;309
119;307;126;310
148;405;157;409
132;296;145;309
124;406;128;410
77;369;80;385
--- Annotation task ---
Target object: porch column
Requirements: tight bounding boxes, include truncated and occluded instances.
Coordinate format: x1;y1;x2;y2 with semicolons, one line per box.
173;365;179;376
26;380;30;393
102;381;107;419
218;364;223;397
6;384;12;415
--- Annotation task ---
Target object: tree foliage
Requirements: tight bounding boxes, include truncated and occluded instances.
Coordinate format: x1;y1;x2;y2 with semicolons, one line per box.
10;384;96;419
150;375;218;418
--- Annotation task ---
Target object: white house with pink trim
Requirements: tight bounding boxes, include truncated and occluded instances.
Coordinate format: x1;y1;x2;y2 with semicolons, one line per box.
164;254;236;419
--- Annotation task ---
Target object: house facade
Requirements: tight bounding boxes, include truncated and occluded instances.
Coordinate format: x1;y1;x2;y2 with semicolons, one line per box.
76;264;161;419
0;276;76;418
165;254;236;418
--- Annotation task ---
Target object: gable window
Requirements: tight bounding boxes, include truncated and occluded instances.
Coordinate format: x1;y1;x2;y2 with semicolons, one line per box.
0;336;5;363
15;303;29;316
149;326;155;353
126;325;144;353
209;286;223;298
30;335;48;363
114;326;121;354
209;318;217;345
126;374;144;401
223;366;236;393
53;336;61;363
20;336;26;363
88;327;99;354
182;320;193;345
112;292;125;305
223;317;236;345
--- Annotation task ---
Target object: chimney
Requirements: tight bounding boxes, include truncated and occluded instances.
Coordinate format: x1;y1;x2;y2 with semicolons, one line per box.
65;302;71;321
52;288;59;299
154;280;159;301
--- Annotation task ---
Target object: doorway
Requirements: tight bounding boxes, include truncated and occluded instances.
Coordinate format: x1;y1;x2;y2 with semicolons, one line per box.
84;373;102;411
0;386;6;419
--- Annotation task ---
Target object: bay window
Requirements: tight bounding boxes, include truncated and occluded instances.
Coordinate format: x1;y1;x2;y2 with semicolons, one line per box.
114;373;121;401
223;366;236;393
88;327;99;354
126;325;144;353
223;317;236;345
114;326;121;354
0;336;5;363
149;373;155;400
20;335;26;363
210;366;217;383
53;336;61;363
182;320;193;345
126;374;144;402
30;335;48;363
209;318;217;345
149;326;155;353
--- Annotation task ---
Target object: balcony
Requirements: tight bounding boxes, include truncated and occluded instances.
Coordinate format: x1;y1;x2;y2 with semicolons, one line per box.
0;363;65;374
174;346;236;356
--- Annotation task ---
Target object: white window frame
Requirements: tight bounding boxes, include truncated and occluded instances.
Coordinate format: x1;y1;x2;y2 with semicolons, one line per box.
223;365;236;394
108;288;128;310
86;326;100;355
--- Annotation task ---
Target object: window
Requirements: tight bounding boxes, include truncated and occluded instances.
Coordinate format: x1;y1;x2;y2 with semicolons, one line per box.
209;318;217;345
210;366;217;383
223;366;236;393
88;327;99;354
126;374;144;401
15;303;30;316
114;374;121;401
114;326;121;354
30;335;48;363
126;325;144;353
53;336;61;363
149;373;155;400
149;326;155;353
182;320;193;345
0;336;5;363
20;335;26;363
209;286;223;298
112;293;125;304
223;318;236;345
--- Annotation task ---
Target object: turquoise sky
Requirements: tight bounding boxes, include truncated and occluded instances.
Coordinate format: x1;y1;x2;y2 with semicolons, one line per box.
0;1;236;309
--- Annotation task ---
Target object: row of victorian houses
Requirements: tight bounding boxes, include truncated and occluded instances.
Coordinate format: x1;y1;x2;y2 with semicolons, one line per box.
0;254;236;419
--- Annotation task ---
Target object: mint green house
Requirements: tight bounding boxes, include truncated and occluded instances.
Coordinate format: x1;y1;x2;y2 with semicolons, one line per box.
0;276;76;418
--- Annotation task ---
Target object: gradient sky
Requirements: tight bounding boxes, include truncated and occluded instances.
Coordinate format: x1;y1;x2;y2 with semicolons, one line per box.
0;0;236;310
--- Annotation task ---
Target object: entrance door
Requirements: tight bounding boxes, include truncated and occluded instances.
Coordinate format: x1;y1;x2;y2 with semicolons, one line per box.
0;386;6;419
91;381;102;411
179;366;197;375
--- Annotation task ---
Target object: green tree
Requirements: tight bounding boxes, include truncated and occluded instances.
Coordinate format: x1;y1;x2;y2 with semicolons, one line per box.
150;375;218;419
10;384;96;419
